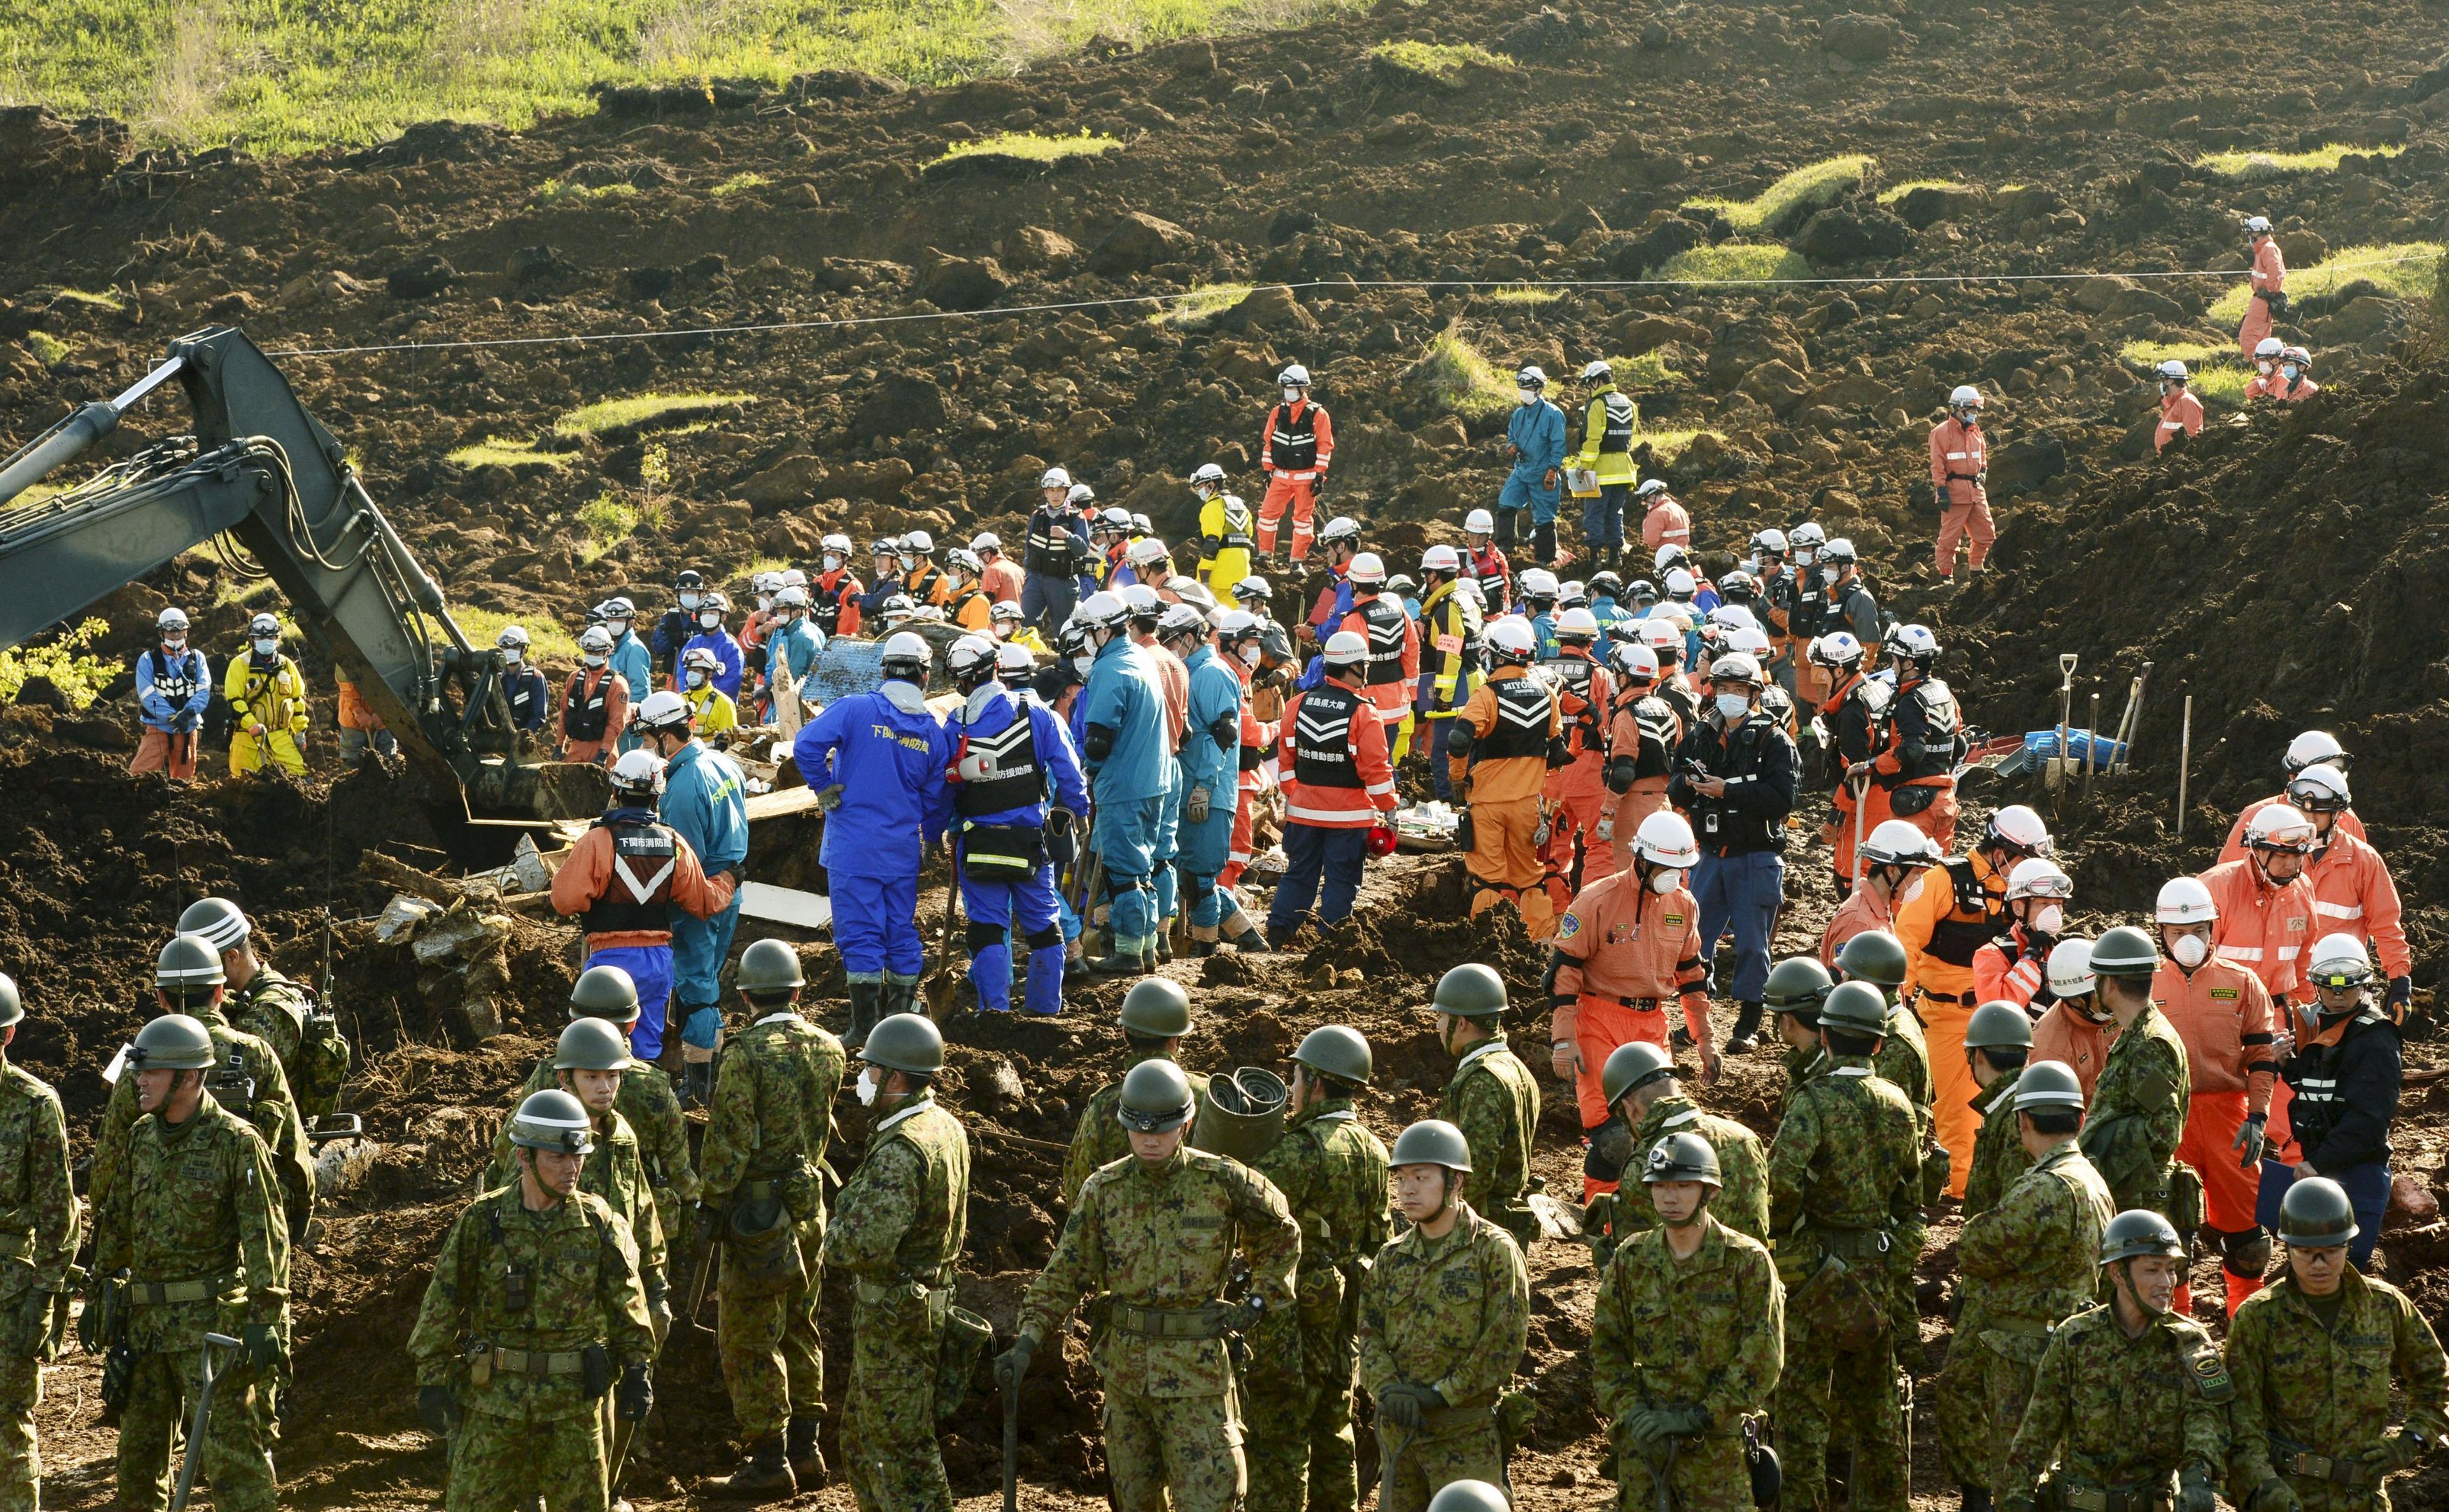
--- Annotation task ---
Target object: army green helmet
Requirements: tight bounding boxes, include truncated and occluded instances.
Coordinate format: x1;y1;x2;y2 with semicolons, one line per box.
1964;1001;2035;1052
1600;1040;1676;1108
2088;925;2161;982
1642;1129;1723;1188
1818;980;1891;1036
127;1012;217;1071
2099;1208;2186;1266
736;938;805;994
862;1012;946;1076
1119;977;1193;1038
1432;963;1509;1020
1835;929;1909;989
2010;1059;2085;1112
1426;1481;1511;1512
569;964;642;1024
0;973;19;1031
1763;956;1834;1020
177;897;251;954
156;933;226;991
1389;1118;1473;1172
507;1089;595;1155
2276;1176;2358;1249
1117;1059;1196;1133
554;1017;637;1073
1292;1024;1373;1087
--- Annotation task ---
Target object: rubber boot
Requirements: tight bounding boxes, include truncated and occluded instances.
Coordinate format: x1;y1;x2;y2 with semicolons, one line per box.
844;981;880;1049
1725;1000;1766;1055
885;973;922;1021
1157;928;1175;965
786;1416;826;1488
709;1435;795;1500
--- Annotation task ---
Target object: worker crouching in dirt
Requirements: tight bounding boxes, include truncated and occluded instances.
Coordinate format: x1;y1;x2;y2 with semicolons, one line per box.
1449;619;1564;940
1668;652;1799;1057
943;635;1086;1017
1267;630;1397;949
225;612;310;777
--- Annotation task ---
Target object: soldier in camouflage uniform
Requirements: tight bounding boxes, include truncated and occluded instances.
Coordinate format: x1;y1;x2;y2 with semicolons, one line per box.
1360;1118;1532;1512
1765;956;1835;1119
1061;977;1211;1207
1247;1025;1393;1512
87;1014;288;1512
1837;931;1945;1201
1591;1131;1783;1512
1430;964;1543;1250
2225;1177;2448;1512
514;966;698;1257
1944;1061;2113;1511
2075;931;2192;1272
1959;1002;2036;1220
1001;1058;1300;1512
0;976;76;1512
695;940;844;1496
823;1012;973;1512
1587;1040;1770;1260
2001;1210;2227;1512
410;1090;656;1512
178;898;351;1121
1765;980;1924;1512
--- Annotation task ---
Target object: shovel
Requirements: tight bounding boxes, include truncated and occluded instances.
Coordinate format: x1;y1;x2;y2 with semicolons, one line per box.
923;859;966;1019
1001;1367;1021;1512
171;1332;242;1512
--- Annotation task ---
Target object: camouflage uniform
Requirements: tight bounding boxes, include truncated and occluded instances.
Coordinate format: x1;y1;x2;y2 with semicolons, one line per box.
1357;1203;1531;1512
94;1011;315;1243
1061;1059;1211;1207
226;966;308;1078
0;1059;77;1512
1959;1073;2033;1220
1441;1036;1543;1250
485;1109;667;1306
1935;1071;2037;1495
1943;1141;2112;1499
515;1054;698;1245
821;1090;971;1512
2075;1003;2189;1218
1765;1054;1923;1512
98;1090;288;1512
408;1184;655;1512
1615;1096;1772;1244
1590;1215;1784;1512
2001;1303;2228;1506
1019;1147;1299;1512
2225;1269;2449;1511
1248;1098;1392;1512
698;1010;844;1443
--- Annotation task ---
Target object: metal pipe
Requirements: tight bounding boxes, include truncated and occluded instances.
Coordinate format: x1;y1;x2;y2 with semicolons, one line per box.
0;355;188;510
2085;692;2100;798
2055;654;2077;798
346;471;472;654
2176;695;2193;838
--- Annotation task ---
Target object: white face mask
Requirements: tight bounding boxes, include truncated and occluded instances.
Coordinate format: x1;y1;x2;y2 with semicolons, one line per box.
253;637;279;656
2282;363;2301;380
1238;644;1262;667
900;556;919;572
822;554;842;572
679;592;701;609
2171;933;2208;968
608;620;630;637
584;653;607;667
1650;869;1681;895
1821;566;1839;585
502;649;523;666
1794;549;1815;566
699;612;721;630
2030;903;2066;935
756;595;774;611
1283;387;1304;403
1516;388;1538;405
162;637;187;653
854;1066;880;1106
686;671;707;689
1715;693;1751;720
1073;655;1096;677
2257;360;2274;376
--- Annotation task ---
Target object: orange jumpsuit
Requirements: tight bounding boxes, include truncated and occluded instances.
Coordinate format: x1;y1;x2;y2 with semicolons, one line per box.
1540;648;1616;909
2306;829;2411;981
1257;397;1333;562
2244;372;2321;404
2238;236;2286;359
1970;923;2050;1012
1817;881;1898;971
2153;955;2278;1310
2155;388;2205;453
2217;798;2365;865
2201;858;2316;1005
1928;416;1994;578
1869;672;1961;853
1451;665;1563;939
1551;870;1710;1146
558;665;630;767
1598;681;1679;873
1894;852;2009;1197
2030;1003;2113;1100
549;819;733;953
1640;493;1692;553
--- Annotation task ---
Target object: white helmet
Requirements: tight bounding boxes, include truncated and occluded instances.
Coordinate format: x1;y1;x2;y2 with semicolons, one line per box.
879;631;934;676
2243;214;2273;235
2306;933;2374;989
2285;764;2352;812
578;625;614;655
1420;544;1462;574
1821;537;1857;565
901;529;936;556
774;585;809;608
681;644;721;675
1040;467;1072;490
1638;619;1684;653
1485;618;1537;665
1789;521;1826;550
247;611;281;638
495;625;531;651
1218;609;1261;640
1348;551;1388;586
1637;479;1670;500
634;688;692;733
1728;626;1774;660
1518;568;1560;599
2282;729;2347;774
609;748;666;798
947;634;1000;677
1985;805;2052;858
1234;574;1272;604
1516;365;1548;390
1753;527;1789;555
602;595;635;619
1317;516;1362;546
751;570;782;597
1651;543;1688;573
1191;462;1227;488
1581;358;1614;383
1277;363;1312;388
996;642;1036;677
2244;803;2318;853
877;593;917;623
1120;584;1162;619
2005;858;2075;903
2157;359;2189;382
2046;938;2098;1000
1707;604;1760;635
1633;812;1700;870
1949;384;1983;409
1614;642;1660;680
157;607;191;634
1555;607;1600;640
1664;568;1698;597
946;548;983;575
1810;631;1864;670
1709;652;1764;688
1157;603;1208;640
1127;537;1172;568
971;531;1001;553
1073;484;1101;508
2154;877;2219;926
2254;337;2285;360
1889;623;1941;662
1078;591;1131;632
1861;820;1942;869
1464;509;1495;535
1321;630;1369;667
780;567;809;588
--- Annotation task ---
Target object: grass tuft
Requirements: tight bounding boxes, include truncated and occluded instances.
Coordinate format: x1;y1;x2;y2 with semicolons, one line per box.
446;438;578;471
554;390;755;439
1404;328;1516;421
577;493;638;563
1150;283;1255;328
708;171;769;198
2194;143;2402;181
1639;429;1725;464
1654;243;1813;283
1684;155;1872;233
23;332;71;367
1368;39;1512;81
1876;178;1968;206
535;177;639;204
1482;285;1560;306
935;129;1123;166
2118;341;2249;405
449;606;579;664
2207;241;2444;325
1607;351;1685;388
50;287;127;311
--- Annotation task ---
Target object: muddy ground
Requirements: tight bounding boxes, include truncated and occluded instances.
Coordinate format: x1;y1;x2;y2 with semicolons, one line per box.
6;0;2449;1505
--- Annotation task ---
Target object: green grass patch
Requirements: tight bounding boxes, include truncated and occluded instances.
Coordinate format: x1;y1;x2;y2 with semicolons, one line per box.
1369;39;1511;81
1607;351;1685;388
936;129;1123;167
211;574;284;611
1149;283;1255;328
449;605;581;664
0;617;115;709
577;492;638;562
535;177;639;204
446;437;577;471
708;171;769;199
2208;242;2443;325
1482;285;1560;306
22;332;71;367
1404;329;1516;421
1876;178;1968;206
553;390;755;439
1684;155;1872;233
50;287;127;311
1638;429;1725;465
2118;341;2249;405
1654;243;1813;283
2194;143;2402;181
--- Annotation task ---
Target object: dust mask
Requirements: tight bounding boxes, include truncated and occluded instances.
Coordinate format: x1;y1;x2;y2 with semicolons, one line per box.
1238;644;1262;667
1651;869;1681;895
584;653;607;668
253;637;279;656
679;592;701;609
1283;387;1304;403
756;595;773;611
699;612;721;630
2282;363;2301;380
1715;693;1751;721
855;1066;880;1106
2171;934;2208;968
1821;566;1839;585
1794;549;1815;566
1073;655;1095;677
2257;360;2273;376
822;554;842;572
162;637;187;653
687;671;707;689
502;649;523;666
2030;903;2065;935
1516;388;1538;405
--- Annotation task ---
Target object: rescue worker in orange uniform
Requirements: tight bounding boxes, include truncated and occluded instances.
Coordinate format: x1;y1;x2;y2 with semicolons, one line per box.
2243;337;2288;404
2150;876;2280;1318
1812;630;1889;891
2154;359;2205;453
1635;479;1691;556
1540;607;1616;910
558;624;632;767
2238;214;2287;360
1970;859;2075;1010
1450;618;1563;939
1820;820;1942;970
2203;804;2320;1008
1597;642;1679;870
1549;810;1715;1180
1928;385;1995;581
1257;362;1333;565
1266;631;1395;943
2268;344;2318;402
2217;729;2366;863
2287;764;2413;1019
1862;623;1965;852
1895;804;2054;1199
1336;552;1420;755
2031;939;2115;1098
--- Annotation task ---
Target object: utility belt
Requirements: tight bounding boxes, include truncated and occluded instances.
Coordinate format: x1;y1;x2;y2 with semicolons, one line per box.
464;1338;612;1392
2271;1437;2379;1488
852;1266;957;1308
960;822;1047;882
127;1277;224;1306
1607;996;1663;1012
1110;1300;1235;1340
2041;1478;2173;1512
1806;1223;1895;1263
1222;532;1255;551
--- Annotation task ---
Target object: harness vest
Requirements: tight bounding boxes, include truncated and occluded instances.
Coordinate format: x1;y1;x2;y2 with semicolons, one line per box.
583;817;681;935
563;670;615;741
814;570;856;636
1218;495;1255;551
1269;402;1322;472
1292;684;1367;789
1358;597;1409;688
148;647;206;705
2289;1010;2388;1157
1925;857;2005;968
1552;654;1604;755
1025;507;1081;575
1896;677;1963;780
507;672;544;728
953;709;1047;817
1475;675;1556;763
1595;392;1637;453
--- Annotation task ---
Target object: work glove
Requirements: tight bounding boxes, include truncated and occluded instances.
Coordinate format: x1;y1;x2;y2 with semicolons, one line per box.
614;1362;653;1422
992;1336;1036;1394
2246;1476;2303;1512
241;1322;283;1374
1594;817;1614;842
2233;1112;2268;1169
247;722;268;740
416;1383;461;1435
76;1275;109;1357
1185;785;1212;825
814;783;847;811
2365;1427;2429;1472
2386;975;2413;1015
1645;1406;1708;1442
2177;1462;2216;1512
1551;1040;1581;1081
1376;1382;1438;1432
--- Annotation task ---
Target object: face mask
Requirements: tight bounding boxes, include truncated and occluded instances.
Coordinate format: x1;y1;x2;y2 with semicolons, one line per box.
608;621;630;637
1715;693;1750;720
821;555;842;572
1821;566;1839;585
699;612;721;630
1794;549;1814;566
679;592;700;609
2171;933;2208;968
2257;360;2273;376
756;595;774;611
2030;903;2065;935
253;637;279;656
1516;388;1538;404
1283;387;1304;403
584;653;607;667
2282;364;2301;380
1238;644;1262;667
854;1066;880;1107
502;649;523;666
162;637;187;653
900;556;919;572
1073;655;1096;677
686;671;707;689
1650;869;1681;895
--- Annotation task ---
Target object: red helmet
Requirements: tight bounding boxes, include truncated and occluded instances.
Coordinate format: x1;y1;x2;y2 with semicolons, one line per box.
1366;822;1399;859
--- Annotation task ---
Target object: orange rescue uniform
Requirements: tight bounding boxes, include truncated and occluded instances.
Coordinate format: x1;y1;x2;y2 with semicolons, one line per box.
1817;881;1898;972
1257;397;1334;563
1894;852;2010;1197
1928;416;1994;578
1551;870;1711;1138
1641;493;1692;553
1451;664;1562;939
2155;388;2205;452
549;820;734;952
1970;924;2050;1012
2152;956;2277;1255
1539;647;1616;908
2217;798;2365;865
2200;858;2317;1004
2238;236;2286;358
2306;829;2411;979
2031;1003;2113;1100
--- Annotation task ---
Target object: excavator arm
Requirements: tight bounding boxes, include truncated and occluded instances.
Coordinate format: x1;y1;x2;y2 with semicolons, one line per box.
0;326;605;821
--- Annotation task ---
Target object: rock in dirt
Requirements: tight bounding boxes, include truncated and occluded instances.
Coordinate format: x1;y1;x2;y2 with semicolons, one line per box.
917;250;1012;312
1989;431;2070;495
1888;183;1986;230
1795;205;1913;264
1089;211;1197;276
1001;226;1080;273
1823;14;1900;63
852;374;952;440
2313;295;2398;347
1216;285;1316;334
1707;316;1809;393
386;254;456;299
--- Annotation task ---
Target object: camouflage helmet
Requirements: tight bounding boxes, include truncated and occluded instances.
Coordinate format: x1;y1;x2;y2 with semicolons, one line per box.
1763;956;1835;1019
0;973;18;1031
1817;980;1891;1037
1835;929;1909;989
1426;1482;1511;1512
553;1017;637;1073
569;964;642;1024
862;1013;946;1077
1119;977;1193;1038
2010;1059;2086;1112
176;897;251;954
1432;963;1509;1019
1292;1025;1373;1087
1642;1129;1723;1188
736;938;805;994
156;933;227;991
1117;1059;1196;1133
2275;1176;2357;1249
1600;1040;1676;1108
1389;1118;1473;1172
2099;1208;2186;1266
1964;1001;2035;1052
2088;926;2161;982
507;1089;595;1155
128;1012;217;1071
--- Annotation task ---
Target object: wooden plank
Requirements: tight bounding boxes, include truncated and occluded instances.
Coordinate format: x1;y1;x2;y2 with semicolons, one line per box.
744;785;821;823
739;882;831;930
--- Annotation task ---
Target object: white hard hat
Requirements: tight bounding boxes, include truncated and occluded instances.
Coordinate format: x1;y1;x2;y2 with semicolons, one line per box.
2285;764;2352;811
971;532;1001;553
1464;509;1495;535
1348;551;1388;586
1218;609;1261;639
2306;933;2374;988
1321;630;1369;666
1633;811;1700;870
1707;604;1759;634
2282;730;2347;773
1317;516;1362;546
2254;337;2285;360
947;635;999;676
2157;359;2189;381
1811;631;1864;669
1709;653;1764;687
1515;365;1548;388
1986;805;2052;856
2005;859;2075;903
2154;877;2219;926
1234;574;1272;602
2245;803;2318;852
1518;568;1559;598
1891;623;1941;661
1789;521;1826;548
1614;642;1660;679
1555;607;1600;639
609;748;666;796
1753;528;1789;554
751;570;782;595
634;688;692;733
1861;820;1942;869
774;586;809;608
1191;462;1227;487
1278;363;1312;387
995;642;1036;676
1073;484;1101;507
602;595;635;617
1821;537;1857;563
1120;584;1162;616
2244;215;2273;234
781;567;810;588
1637;479;1670;500
880;631;934;670
1420;544;1462;574
1485;619;1537;661
1581;359;1614;383
1127;537;1171;567
681;644;721;672
578;626;613;653
2047;938;2098;999
496;624;531;650
901;529;936;555
1949;384;1984;408
248;611;281;637
1157;604;1207;639
1040;467;1072;490
1638;619;1683;652
1078;591;1130;630
157;607;191;633
1665;568;1697;596
1729;626;1774;659
878;593;917;621
946;549;983;574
